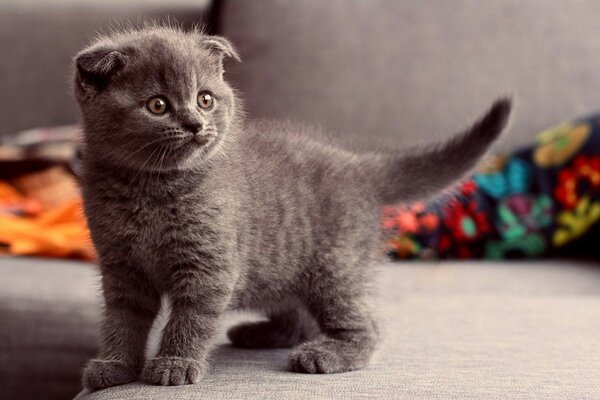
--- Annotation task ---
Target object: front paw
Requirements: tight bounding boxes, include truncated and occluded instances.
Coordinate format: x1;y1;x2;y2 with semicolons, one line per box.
82;359;138;391
289;343;347;374
142;356;204;386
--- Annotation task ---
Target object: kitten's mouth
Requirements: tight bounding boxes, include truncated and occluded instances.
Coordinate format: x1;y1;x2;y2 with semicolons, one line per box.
192;134;213;146
145;133;217;169
165;133;215;150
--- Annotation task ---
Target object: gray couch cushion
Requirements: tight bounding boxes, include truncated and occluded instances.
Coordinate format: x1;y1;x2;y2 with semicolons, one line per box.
72;261;600;400
221;0;600;151
0;258;100;400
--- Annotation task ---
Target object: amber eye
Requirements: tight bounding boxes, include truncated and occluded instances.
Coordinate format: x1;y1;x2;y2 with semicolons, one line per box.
146;96;169;115
197;91;214;110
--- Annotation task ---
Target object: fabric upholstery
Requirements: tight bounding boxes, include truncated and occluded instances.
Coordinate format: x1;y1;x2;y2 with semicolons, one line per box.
78;283;600;400
0;258;100;400
221;0;600;151
80;260;600;399
3;258;595;400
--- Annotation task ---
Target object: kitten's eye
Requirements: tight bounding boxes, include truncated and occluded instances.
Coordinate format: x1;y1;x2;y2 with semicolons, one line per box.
146;96;169;115
197;91;214;110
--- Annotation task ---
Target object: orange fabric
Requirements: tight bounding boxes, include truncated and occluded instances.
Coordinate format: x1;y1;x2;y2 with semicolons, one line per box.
0;181;43;215
11;166;80;209
0;178;96;260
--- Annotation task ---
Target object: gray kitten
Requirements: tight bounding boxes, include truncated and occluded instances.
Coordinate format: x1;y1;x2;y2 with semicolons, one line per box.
74;25;510;390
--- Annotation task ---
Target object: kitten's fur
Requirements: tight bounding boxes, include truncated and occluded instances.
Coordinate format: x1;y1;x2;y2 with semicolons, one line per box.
74;25;511;390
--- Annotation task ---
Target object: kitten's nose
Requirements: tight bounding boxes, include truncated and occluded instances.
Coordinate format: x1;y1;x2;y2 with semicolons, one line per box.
182;122;203;134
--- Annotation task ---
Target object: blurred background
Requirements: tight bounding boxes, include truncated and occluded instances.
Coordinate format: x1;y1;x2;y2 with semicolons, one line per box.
6;0;600;148
1;1;599;400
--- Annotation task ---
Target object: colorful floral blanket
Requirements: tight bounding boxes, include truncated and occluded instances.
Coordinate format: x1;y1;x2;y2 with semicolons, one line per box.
383;112;600;260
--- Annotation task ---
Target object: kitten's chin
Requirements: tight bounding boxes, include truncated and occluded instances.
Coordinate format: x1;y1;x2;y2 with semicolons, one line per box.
164;138;223;171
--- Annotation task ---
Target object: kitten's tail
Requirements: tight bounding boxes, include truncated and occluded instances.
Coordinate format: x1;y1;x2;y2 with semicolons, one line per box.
368;98;511;204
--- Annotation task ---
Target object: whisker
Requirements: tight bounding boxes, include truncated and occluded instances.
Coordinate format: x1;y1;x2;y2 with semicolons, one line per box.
133;145;161;181
163;148;172;180
155;147;168;186
120;136;173;164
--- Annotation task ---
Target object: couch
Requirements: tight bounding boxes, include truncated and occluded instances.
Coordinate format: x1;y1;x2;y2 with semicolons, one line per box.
1;1;599;399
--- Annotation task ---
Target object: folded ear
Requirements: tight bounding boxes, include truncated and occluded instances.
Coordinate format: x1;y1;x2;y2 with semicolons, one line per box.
200;36;240;74
75;46;126;92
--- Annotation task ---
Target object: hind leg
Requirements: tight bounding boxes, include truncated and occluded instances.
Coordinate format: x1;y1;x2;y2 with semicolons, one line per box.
228;308;319;349
289;262;378;373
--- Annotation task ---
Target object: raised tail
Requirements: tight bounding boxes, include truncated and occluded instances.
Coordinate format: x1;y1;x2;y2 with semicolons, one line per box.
370;98;511;204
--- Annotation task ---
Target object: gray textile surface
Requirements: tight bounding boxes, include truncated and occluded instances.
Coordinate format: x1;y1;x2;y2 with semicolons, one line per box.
221;0;600;151
0;258;100;400
0;258;591;400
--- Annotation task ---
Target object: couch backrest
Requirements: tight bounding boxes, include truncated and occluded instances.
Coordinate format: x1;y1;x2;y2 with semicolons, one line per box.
4;1;600;151
220;0;600;150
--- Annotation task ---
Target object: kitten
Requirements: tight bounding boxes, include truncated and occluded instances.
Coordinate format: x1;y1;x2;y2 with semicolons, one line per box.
74;25;511;390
